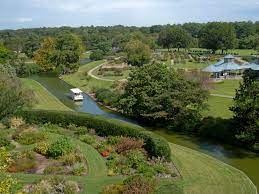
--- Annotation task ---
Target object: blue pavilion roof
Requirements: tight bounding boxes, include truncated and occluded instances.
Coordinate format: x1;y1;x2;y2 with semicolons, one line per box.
244;63;259;71
202;60;242;73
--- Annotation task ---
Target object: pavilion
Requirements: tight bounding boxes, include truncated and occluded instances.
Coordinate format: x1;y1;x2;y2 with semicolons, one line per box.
202;55;243;79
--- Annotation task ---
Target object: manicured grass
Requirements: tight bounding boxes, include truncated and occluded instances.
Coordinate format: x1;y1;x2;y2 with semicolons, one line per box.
62;60;113;92
169;143;257;194
210;80;241;96
172;61;210;70
203;96;234;118
21;78;72;111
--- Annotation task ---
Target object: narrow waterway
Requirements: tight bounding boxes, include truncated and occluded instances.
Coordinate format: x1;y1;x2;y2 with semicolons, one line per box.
30;73;259;189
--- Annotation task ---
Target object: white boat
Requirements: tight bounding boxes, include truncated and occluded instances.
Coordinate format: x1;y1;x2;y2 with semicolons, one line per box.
70;88;84;101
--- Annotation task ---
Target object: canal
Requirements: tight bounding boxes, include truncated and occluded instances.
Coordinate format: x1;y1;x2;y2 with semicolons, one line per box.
30;73;259;189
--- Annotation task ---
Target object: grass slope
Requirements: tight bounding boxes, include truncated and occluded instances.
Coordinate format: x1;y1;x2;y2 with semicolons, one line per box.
203;96;234;118
21;78;71;111
210;80;241;96
170;143;257;194
62;60;113;93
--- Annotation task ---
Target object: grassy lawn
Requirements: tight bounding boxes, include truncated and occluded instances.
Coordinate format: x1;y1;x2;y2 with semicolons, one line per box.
170;143;256;194
21;78;72;111
62;60;113;92
172;61;210;70
210;80;241;96
203;96;234;118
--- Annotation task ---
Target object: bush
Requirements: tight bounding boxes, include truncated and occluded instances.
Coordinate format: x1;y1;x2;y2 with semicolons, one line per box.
34;142;49;155
13;131;46;145
47;137;73;158
101;184;125;194
43;165;66;175
72;163;86;176
123;175;158;194
79;134;96;145
115;137;145;154
0;136;11;148
24;177;80;193
107;136;121;145
60;152;85;166
90;50;104;60
95;88;118;106
19;110;171;160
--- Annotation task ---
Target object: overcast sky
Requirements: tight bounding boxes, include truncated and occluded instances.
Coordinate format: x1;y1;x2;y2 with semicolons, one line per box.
0;0;259;29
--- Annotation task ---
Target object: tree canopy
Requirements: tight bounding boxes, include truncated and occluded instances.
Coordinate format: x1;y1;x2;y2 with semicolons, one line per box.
124;40;151;66
117;63;208;130
200;22;237;53
231;70;259;150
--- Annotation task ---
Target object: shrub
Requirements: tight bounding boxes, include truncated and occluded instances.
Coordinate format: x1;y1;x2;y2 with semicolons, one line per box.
101;184;125;194
0;136;11;148
72;163;86;176
107;136;121;145
13;131;46;145
60;152;85;166
125;150;147;168
10;117;25;129
19;110;171;159
123;175;158;194
43;165;66;175
90;50;104;60
34;142;49;156
79;134;96;145
47;137;73;159
24;177;80;193
115;137;145;154
95;88;118;106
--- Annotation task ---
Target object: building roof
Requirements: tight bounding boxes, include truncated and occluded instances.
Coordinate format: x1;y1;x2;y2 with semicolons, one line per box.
202;60;242;73
70;88;83;94
245;63;259;71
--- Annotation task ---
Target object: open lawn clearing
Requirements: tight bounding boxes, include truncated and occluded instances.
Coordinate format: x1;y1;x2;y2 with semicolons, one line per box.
172;61;210;70
210;79;241;97
170;143;257;194
21;78;72;111
62;60;113;92
203;96;234;118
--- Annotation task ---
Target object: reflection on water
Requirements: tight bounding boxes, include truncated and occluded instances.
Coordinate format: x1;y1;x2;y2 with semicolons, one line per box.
30;71;259;189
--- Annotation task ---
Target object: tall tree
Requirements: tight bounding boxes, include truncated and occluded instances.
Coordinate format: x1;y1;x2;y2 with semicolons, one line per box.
33;37;55;71
158;27;192;51
117;63;208;130
51;32;83;73
0;44;11;64
124;40;151;66
0;74;33;120
230;70;259;150
23;33;41;58
200;22;237;53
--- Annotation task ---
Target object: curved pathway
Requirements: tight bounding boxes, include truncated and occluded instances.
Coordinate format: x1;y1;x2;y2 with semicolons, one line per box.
87;62;115;82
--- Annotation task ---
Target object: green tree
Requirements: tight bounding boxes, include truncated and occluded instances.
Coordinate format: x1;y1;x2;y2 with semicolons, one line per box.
230;70;259;150
0;74;33;120
90;50;104;60
0;44;11;64
33;37;55;71
124;40;151;66
200;22;237;53
158;27;192;51
23;33;41;58
51;32;83;74
117;63;208;130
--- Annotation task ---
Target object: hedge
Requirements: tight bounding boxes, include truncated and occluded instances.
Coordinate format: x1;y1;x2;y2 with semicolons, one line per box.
19;110;171;160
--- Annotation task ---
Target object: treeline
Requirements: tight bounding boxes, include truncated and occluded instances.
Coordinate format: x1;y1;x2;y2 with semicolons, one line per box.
0;21;259;55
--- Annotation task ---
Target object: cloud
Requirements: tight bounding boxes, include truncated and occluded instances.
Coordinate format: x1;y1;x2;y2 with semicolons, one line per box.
16;17;33;23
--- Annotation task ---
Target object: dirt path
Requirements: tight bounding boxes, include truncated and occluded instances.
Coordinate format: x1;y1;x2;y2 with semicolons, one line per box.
210;93;234;99
87;63;115;82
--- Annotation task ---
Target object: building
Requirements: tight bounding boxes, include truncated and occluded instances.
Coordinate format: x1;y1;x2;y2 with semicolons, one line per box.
202;55;243;79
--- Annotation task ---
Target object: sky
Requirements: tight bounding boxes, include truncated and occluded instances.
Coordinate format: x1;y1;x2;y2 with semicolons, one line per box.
0;0;259;29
